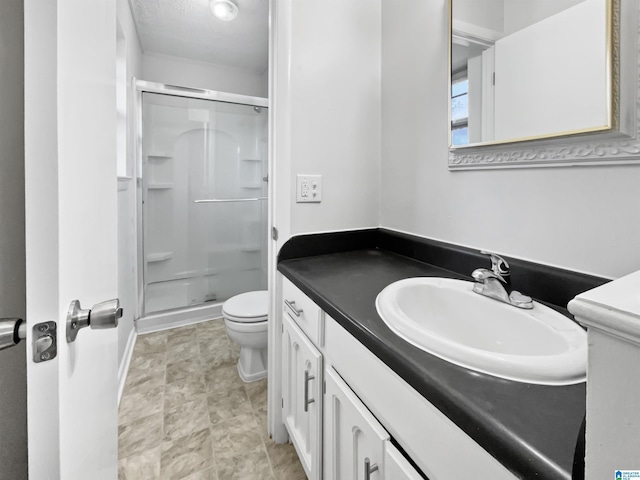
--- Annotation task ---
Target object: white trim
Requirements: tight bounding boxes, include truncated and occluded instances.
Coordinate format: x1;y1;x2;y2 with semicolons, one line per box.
117;327;137;406
117;176;132;191
568;269;640;345
452;19;500;47
136;303;223;334
135;79;269;108
267;0;290;445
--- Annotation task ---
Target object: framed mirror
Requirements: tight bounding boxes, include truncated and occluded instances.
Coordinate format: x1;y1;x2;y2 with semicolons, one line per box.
448;0;640;169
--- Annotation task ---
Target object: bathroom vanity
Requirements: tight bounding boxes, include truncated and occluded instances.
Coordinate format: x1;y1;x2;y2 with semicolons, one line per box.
276;229;607;480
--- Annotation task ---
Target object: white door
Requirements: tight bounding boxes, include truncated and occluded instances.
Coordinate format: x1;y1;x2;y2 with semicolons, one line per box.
384;442;425;480
324;366;389;480
24;1;119;479
282;314;323;480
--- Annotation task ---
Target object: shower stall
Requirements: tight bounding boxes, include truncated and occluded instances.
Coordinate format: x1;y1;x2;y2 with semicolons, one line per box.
135;82;269;331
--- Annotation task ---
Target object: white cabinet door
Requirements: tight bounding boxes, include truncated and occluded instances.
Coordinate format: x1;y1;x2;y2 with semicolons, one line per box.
282;314;323;480
385;442;425;480
324;366;389;480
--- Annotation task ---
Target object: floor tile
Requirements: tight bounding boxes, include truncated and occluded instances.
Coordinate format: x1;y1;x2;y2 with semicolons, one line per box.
245;378;268;409
118;412;163;459
253;404;268;440
118;445;161;480
119;383;165;426
120;321;304;480
164;373;206;410
200;343;236;369
129;350;166;371
207;386;253;425
164;396;210;441
122;366;166;396
266;441;307;480
184;467;218;480
161;428;214;480
203;364;246;394
167;327;198;349
167;358;203;384
167;340;201;363
197;320;227;342
215;445;273;480
135;331;168;354
210;414;263;461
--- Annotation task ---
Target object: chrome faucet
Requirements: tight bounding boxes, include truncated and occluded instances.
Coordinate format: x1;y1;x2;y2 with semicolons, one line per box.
471;251;534;309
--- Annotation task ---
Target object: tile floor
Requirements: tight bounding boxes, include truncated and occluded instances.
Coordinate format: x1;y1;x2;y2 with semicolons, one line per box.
118;319;306;480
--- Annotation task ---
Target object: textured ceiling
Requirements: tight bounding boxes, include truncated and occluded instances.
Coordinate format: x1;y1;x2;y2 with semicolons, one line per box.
130;0;269;73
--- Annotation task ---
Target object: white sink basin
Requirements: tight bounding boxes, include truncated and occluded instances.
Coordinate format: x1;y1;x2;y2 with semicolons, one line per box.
375;277;587;385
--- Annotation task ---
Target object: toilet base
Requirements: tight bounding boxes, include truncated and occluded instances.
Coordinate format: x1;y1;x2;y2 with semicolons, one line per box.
237;346;268;383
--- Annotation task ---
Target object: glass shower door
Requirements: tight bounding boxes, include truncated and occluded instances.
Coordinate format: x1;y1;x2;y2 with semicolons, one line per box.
142;92;268;315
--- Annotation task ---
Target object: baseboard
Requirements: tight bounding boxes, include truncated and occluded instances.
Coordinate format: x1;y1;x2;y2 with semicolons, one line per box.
136;304;223;335
118;327;137;406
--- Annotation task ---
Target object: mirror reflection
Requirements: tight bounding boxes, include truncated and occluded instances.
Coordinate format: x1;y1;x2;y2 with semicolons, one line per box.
451;0;611;147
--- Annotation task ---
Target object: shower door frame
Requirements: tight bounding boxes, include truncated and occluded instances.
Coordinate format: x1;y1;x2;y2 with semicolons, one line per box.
133;80;270;322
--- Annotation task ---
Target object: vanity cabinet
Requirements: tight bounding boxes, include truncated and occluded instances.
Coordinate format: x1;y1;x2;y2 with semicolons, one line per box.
281;313;323;480
280;274;506;480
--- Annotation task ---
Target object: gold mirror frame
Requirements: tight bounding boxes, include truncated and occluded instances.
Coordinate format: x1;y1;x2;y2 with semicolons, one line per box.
448;0;640;169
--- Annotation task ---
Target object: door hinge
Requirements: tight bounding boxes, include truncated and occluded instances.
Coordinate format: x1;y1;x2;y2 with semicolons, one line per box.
323;380;326;395
492;71;496;86
272;226;278;241
282;398;284;408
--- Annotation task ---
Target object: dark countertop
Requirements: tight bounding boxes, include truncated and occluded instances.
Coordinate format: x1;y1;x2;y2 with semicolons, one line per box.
279;248;585;480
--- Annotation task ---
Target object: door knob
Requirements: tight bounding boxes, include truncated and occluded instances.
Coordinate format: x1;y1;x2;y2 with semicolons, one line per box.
66;299;122;343
0;318;26;352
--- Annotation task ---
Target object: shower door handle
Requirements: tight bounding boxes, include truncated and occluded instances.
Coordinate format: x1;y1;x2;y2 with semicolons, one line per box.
66;298;123;343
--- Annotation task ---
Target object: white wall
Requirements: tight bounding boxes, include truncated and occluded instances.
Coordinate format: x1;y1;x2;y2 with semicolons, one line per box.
274;0;381;240
454;0;505;34
142;52;267;98
117;0;143;375
504;0;584;35
380;0;640;280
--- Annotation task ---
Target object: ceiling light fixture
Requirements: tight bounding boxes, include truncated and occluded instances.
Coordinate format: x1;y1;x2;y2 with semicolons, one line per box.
210;0;238;22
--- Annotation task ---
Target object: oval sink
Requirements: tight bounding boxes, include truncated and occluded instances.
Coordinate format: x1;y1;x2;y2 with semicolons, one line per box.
375;277;586;385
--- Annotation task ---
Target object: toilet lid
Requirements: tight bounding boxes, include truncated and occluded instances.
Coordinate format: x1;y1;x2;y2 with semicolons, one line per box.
222;290;268;322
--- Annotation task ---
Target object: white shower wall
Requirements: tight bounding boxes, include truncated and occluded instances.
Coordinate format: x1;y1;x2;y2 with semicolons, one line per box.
142;93;268;316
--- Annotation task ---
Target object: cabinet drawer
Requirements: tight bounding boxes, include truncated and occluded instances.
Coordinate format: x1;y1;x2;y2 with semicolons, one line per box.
282;276;323;346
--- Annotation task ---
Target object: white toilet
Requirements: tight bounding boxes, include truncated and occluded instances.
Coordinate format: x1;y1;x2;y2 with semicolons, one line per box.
222;290;269;383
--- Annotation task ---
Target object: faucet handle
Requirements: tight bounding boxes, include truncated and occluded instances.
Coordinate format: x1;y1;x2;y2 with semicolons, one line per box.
480;250;510;277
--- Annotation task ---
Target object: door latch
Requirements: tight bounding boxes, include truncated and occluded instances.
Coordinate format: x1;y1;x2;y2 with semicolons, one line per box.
33;321;57;363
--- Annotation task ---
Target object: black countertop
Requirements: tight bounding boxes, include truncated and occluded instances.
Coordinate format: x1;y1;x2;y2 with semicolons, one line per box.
279;248;586;480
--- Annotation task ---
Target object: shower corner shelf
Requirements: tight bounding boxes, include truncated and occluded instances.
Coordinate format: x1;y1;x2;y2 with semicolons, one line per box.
147;252;173;262
147;183;173;190
148;153;173;160
241;245;262;252
241;158;262;162
240;183;262;189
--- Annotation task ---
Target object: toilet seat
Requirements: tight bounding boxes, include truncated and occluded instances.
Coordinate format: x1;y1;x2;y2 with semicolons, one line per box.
222;290;268;323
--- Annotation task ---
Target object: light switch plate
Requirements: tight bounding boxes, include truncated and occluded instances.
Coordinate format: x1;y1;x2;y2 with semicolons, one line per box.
296;174;322;203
